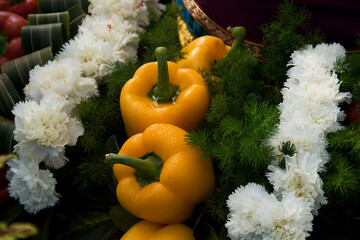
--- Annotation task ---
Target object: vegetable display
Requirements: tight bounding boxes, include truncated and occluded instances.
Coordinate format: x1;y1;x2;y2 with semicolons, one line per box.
120;220;195;240
120;47;209;137
106;123;215;224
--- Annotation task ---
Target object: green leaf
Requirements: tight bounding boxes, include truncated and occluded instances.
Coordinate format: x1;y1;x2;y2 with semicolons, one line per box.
103;135;120;155
66;211;110;231
0;73;21;119
21;23;66;55
1;46;54;97
31;208;53;240
220;227;231;240
38;0;90;14
28;12;71;40
57;219;117;240
0;116;16;153
109;205;139;232
75;185;117;203
193;221;220;240
0;31;8;56
67;5;86;38
0;198;24;224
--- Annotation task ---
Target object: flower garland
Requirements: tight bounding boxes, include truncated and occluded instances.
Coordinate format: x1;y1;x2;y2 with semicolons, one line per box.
6;0;165;214
226;43;351;239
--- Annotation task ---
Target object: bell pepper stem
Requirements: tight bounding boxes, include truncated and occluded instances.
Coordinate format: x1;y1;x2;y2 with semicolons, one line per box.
229;26;246;51
105;152;163;186
148;47;179;103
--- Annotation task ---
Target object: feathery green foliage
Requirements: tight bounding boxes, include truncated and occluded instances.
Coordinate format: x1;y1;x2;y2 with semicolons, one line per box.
187;43;280;222
258;0;324;94
337;50;360;99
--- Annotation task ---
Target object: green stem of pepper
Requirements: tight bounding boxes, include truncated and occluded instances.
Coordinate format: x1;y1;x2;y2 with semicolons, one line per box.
105;152;163;186
148;47;179;103
229;26;246;51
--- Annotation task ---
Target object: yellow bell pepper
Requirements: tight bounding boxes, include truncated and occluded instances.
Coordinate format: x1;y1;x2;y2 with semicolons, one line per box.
106;123;215;224
176;35;228;72
177;26;246;72
120;220;195;240
120;47;209;137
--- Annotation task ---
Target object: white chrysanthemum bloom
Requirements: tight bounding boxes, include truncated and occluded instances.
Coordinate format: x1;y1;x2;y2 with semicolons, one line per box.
57;31;118;78
269;192;313;240
288;43;346;72
89;0;149;27
24;58;98;108
12;96;84;168
267;149;327;213
6;157;60;214
78;15;139;61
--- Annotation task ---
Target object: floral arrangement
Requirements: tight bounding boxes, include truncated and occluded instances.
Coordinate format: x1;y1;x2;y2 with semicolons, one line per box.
6;0;165;214
226;43;350;239
1;0;359;239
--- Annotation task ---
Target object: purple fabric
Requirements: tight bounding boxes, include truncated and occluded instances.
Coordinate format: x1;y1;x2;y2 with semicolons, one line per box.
195;0;360;48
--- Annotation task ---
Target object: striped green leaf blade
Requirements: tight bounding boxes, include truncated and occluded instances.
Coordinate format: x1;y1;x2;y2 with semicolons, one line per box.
28;12;71;40
38;0;90;14
0;116;16;153
67;4;86;37
1;47;54;97
21;23;66;55
0;73;21;119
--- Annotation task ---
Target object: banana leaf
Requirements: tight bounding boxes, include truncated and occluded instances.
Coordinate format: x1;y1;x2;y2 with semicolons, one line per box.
0;115;16;153
0;73;21;119
28;12;71;40
38;0;89;14
21;23;66;55
67;5;86;37
1;47;54;98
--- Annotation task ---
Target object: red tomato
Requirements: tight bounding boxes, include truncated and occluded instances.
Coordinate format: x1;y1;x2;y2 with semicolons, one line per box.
0;0;11;11
9;0;38;19
0;56;9;72
0;11;14;29
5;36;22;60
2;13;27;39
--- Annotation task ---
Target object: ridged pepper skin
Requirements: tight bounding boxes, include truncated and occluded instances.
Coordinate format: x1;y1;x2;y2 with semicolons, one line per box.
177;35;229;72
120;55;209;137
120;220;195;240
112;123;215;224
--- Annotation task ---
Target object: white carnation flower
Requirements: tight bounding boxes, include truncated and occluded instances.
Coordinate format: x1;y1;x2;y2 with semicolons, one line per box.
226;183;278;239
270;122;329;170
267;149;327;213
89;0;149;27
6;157;60;214
269;192;313;240
226;184;313;240
12;96;84;168
57;31;118;78
79;15;139;61
24;58;98;108
289;43;346;71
